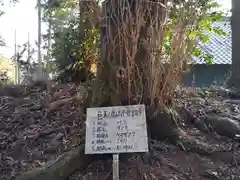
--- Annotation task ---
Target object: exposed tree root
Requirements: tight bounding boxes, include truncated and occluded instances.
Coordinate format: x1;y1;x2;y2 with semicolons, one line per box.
148;107;184;144
204;116;240;139
20;102;240;180
178;105;240;139
149;105;240;164
20;145;91;180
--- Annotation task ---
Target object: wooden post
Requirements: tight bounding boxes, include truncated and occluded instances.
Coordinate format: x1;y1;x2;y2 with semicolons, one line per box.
14;29;18;84
27;32;30;61
112;154;119;180
37;0;42;80
45;19;52;80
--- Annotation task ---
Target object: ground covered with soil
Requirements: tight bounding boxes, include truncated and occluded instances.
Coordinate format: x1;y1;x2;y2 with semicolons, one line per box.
0;83;240;180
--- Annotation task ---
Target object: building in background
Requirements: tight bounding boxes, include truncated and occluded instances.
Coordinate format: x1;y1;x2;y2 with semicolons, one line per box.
0;56;15;83
182;18;231;87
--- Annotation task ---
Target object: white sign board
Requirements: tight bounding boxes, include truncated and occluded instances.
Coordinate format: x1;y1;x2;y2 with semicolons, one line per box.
85;104;149;154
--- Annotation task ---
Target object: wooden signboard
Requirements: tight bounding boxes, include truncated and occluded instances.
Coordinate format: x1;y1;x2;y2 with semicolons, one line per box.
85;104;148;180
85;104;148;154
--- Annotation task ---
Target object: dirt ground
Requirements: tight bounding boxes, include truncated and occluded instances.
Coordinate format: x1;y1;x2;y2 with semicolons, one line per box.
0;83;240;180
70;130;240;180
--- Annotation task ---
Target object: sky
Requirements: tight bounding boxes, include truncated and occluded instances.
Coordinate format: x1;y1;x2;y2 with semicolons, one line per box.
0;0;231;59
0;0;47;58
219;0;231;9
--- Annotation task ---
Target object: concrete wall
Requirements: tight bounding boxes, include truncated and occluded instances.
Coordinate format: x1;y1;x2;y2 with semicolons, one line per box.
181;64;231;87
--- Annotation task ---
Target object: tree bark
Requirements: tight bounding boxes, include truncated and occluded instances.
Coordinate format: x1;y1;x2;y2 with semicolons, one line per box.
98;0;167;104
227;0;240;89
20;145;91;180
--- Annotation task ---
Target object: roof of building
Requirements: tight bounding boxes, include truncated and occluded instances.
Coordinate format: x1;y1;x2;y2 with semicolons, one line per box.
192;19;231;64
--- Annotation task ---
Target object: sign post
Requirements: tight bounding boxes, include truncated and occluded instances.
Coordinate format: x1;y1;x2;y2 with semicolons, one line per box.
85;104;148;180
112;154;119;180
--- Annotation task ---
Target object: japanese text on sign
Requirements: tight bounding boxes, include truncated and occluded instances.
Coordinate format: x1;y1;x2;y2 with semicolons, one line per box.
85;104;148;154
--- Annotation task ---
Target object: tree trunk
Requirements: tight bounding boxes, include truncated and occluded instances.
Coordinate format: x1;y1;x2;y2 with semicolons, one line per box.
96;0;186;143
98;0;168;105
228;0;240;89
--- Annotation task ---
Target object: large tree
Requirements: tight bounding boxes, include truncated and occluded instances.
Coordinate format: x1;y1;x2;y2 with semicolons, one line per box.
22;1;239;180
93;0;226;143
228;0;240;89
96;0;224;102
41;0;99;82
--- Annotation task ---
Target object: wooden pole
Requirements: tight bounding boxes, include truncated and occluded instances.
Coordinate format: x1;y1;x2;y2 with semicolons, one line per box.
37;0;42;80
46;20;52;80
228;0;240;88
27;32;30;61
14;29;18;84
112;154;119;180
